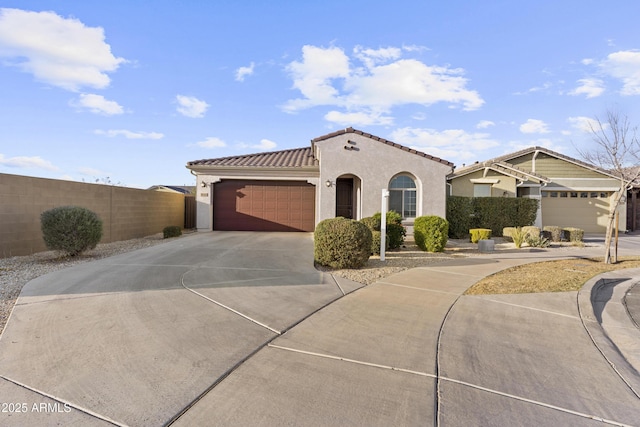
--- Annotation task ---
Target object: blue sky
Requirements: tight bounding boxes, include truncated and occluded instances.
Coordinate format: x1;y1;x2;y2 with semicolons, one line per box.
1;1;640;188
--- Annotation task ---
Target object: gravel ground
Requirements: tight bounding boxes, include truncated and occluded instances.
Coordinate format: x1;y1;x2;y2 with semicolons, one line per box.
0;233;174;336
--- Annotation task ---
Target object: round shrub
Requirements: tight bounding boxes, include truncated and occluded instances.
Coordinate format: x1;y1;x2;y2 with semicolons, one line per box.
373;211;406;249
41;206;103;256
370;230;390;255
314;217;372;269
414;216;449;252
163;225;182;238
360;216;381;232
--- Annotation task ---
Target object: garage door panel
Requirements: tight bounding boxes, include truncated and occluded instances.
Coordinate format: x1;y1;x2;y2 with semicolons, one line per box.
213;180;315;232
542;194;611;233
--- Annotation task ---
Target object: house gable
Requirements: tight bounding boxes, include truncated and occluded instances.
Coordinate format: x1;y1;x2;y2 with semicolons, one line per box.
509;152;608;179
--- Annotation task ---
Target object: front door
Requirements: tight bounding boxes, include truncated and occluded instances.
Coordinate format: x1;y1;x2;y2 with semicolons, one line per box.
336;178;354;218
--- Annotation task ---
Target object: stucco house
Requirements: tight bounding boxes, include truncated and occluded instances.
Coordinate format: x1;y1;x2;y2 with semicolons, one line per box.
186;128;454;232
448;146;626;233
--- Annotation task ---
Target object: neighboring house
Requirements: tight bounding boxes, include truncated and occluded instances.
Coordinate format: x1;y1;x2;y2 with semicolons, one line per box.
448;146;627;233
148;185;195;195
186;128;454;232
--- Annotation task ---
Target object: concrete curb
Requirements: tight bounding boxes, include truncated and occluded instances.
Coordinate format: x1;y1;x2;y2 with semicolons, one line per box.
578;268;640;397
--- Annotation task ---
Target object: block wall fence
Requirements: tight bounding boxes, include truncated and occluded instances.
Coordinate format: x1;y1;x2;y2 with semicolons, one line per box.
0;173;185;257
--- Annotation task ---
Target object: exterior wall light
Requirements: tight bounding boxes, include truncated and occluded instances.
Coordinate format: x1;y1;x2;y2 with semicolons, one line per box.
325;180;332;187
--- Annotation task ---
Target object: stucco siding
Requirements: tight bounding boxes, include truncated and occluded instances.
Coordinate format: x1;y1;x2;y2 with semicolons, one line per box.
314;133;451;222
450;170;517;197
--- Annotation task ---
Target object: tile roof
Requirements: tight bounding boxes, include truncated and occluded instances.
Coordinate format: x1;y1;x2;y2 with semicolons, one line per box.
453;146;615;178
187;147;318;168
312;127;454;167
449;160;551;183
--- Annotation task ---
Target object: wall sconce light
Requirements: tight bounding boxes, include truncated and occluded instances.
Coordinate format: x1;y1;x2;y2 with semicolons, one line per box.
201;181;208;188
325;180;332;187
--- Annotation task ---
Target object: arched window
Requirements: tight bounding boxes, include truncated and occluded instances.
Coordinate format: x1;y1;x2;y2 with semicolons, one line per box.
389;175;417;218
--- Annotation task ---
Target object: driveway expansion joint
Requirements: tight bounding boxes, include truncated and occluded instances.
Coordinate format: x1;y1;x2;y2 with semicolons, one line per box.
0;375;126;427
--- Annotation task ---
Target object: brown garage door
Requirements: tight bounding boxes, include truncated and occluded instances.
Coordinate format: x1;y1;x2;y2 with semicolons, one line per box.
213;180;315;231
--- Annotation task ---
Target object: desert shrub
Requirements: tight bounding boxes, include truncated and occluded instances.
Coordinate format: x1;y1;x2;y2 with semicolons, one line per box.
359;216;381;232
446;196;474;238
370;230;390;255
511;227;527;248
414;216;449;252
163;226;182;238
470;228;492;243
314;217;372;268
40;206;103;256
502;227;516;242
526;234;550;248
563;227;584;242
522;226;540;239
372;211;406;249
543;226;564;242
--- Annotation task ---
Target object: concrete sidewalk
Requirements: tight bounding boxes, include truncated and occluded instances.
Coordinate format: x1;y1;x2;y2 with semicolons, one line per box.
173;245;640;426
2;234;639;426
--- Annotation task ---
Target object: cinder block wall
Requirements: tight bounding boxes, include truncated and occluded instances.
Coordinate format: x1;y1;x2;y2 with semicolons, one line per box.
0;173;185;257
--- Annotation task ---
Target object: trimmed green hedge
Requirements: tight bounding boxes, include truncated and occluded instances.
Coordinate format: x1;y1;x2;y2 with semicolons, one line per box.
470;228;492;243
40;206;103;256
447;196;538;238
314;217;372;268
414;216;449;252
563;227;584;242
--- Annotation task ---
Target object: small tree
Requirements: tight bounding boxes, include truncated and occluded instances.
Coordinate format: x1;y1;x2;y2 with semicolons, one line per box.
577;110;640;264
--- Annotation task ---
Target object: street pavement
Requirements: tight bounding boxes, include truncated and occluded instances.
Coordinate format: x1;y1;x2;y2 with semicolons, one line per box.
1;232;639;426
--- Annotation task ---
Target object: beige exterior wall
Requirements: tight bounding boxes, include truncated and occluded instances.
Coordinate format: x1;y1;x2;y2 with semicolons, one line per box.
449;170;517;197
541;190;626;233
314;133;452;222
0;173;185;257
510;153;605;178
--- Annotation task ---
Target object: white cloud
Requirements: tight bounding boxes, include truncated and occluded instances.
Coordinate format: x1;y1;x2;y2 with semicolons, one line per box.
581;58;594;65
324;110;393;126
72;93;124;115
600;50;640;95
237;139;278;151
519;119;550;134
390;127;499;162
569;78;605;98
0;8;125;91
567;116;604;133
283;45;350;112
94;129;164;139
353;45;402;69
476;120;495;129
283;44;483;120
253;139;277;151
0;153;58;170
195;137;226;148
176;95;209;118
235;62;255;82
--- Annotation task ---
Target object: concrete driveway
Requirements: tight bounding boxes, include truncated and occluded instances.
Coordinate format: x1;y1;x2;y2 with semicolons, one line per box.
0;232;362;426
2;232;639;426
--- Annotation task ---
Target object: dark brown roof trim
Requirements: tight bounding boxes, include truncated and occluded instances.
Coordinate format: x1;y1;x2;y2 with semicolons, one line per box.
312;127;454;167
